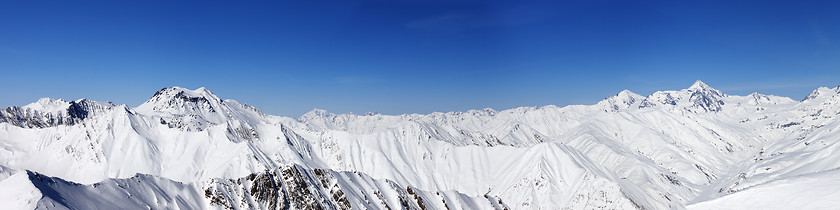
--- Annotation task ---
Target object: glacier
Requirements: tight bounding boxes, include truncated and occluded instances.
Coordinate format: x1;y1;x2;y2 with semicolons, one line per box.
2;80;840;209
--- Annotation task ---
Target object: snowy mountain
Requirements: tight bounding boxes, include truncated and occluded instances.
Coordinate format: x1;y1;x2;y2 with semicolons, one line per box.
3;81;840;209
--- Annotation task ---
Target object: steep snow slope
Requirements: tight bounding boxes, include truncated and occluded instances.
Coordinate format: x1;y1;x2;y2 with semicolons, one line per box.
2;81;840;209
688;169;840;210
0;166;41;209
13;164;504;210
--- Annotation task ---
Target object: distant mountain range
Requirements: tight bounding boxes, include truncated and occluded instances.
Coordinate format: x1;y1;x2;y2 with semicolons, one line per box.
3;80;840;209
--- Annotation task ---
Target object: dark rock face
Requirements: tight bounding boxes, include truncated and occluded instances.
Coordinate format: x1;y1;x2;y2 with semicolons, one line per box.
688;90;725;112
0;99;111;128
142;87;243;132
225;123;259;143
0;106;68;128
637;83;727;112
204;165;348;210
173;91;216;113
639;93;678;108
146;87;220;113
684;81;727;112
67;100;91;120
201;165;501;210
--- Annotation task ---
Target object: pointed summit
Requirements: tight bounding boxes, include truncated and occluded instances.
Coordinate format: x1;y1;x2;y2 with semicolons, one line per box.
688;80;713;91
684;80;725;96
684;80;726;112
616;90;642;98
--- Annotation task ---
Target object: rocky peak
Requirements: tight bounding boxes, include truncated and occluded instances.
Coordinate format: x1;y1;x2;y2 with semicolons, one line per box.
684;80;726;112
148;87;221;103
132;87;268;133
638;80;727;112
685;80;725;97
0;98;114;128
138;87;223;114
135;87;240;132
67;99;115;119
67;99;92;120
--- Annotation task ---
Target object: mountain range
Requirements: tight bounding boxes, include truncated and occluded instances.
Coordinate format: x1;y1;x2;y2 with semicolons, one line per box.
3;80;840;209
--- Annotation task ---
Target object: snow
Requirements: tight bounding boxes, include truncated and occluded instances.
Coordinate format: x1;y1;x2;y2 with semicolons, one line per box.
688;169;840;210
687;80;715;91
0;167;41;210
23;98;70;113
3;81;840;209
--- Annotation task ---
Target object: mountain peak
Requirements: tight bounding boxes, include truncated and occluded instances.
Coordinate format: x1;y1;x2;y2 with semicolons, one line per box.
137;86;223;114
148;86;221;103
133;86;267;132
599;90;643;111
802;86;840;101
23;98;69;113
616;89;640;97
683;80;726;98
684;80;726;112
687;80;713;91
639;81;727;112
150;87;219;101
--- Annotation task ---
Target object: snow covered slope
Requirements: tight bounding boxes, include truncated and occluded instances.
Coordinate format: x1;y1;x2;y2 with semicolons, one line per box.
3;81;840;209
14;164;502;210
688;169;840;210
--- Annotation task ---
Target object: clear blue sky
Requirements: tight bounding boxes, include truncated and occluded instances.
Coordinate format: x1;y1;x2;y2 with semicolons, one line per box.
2;1;839;116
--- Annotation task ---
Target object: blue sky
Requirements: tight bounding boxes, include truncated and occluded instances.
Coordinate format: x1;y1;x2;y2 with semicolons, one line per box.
2;1;839;116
